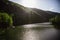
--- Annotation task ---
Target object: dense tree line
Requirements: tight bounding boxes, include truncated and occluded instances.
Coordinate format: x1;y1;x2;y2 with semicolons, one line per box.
50;15;60;29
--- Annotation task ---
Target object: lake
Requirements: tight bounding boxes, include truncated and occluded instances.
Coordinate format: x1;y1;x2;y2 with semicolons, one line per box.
0;22;60;40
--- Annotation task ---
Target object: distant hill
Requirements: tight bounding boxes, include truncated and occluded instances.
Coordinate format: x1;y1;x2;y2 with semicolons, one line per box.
0;0;60;26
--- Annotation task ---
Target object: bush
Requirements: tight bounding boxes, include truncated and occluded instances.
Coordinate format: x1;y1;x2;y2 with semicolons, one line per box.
50;15;60;29
0;12;13;28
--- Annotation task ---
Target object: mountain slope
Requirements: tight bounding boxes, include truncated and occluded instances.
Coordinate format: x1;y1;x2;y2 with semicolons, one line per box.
0;1;59;26
30;8;60;23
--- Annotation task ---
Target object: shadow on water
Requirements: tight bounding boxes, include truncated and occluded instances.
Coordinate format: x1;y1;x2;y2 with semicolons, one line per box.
0;24;60;40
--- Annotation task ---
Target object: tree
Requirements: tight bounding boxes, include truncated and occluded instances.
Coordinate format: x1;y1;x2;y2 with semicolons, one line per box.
0;12;13;28
50;15;60;29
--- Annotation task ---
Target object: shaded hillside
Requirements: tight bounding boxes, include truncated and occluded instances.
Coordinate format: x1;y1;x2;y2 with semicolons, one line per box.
0;0;59;26
0;1;32;25
30;8;60;23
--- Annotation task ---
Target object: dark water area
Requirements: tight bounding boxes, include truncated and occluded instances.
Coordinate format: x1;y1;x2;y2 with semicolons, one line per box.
0;23;60;40
17;27;59;40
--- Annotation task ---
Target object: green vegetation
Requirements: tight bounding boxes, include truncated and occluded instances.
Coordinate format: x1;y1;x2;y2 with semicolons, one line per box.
0;12;13;40
0;0;60;40
0;12;13;28
50;15;60;29
0;0;59;26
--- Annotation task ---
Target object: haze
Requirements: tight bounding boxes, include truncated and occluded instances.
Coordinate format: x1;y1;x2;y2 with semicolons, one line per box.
10;0;60;13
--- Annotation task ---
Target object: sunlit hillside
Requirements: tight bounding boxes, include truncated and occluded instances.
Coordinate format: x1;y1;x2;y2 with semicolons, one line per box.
0;0;60;40
0;0;60;26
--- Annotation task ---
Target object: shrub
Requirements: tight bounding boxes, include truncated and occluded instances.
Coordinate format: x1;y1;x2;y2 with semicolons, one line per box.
50;15;60;29
0;12;13;28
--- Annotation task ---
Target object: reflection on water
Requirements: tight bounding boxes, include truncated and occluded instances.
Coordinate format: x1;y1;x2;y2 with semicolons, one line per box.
22;29;37;40
17;24;59;40
0;24;59;40
22;23;53;28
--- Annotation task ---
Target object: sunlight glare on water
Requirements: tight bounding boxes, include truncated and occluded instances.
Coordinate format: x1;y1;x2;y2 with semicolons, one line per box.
17;23;58;40
23;24;37;28
18;27;57;40
22;29;38;40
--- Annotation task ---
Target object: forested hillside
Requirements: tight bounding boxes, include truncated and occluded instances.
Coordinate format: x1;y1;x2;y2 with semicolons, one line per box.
0;0;60;26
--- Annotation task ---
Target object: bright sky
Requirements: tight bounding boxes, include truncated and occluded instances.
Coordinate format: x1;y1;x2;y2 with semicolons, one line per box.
10;0;60;13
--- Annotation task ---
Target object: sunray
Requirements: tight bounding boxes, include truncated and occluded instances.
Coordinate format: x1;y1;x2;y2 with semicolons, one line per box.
20;7;45;24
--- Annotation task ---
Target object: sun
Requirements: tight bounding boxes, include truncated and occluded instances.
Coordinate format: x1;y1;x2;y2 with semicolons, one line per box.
20;0;37;8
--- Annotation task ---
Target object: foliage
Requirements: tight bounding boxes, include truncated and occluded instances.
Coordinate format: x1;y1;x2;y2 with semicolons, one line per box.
0;12;13;28
50;15;60;29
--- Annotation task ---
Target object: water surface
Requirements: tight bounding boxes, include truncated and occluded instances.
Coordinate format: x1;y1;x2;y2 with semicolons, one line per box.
16;23;59;40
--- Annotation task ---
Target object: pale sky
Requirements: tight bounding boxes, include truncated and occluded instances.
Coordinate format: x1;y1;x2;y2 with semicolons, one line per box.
9;0;60;13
